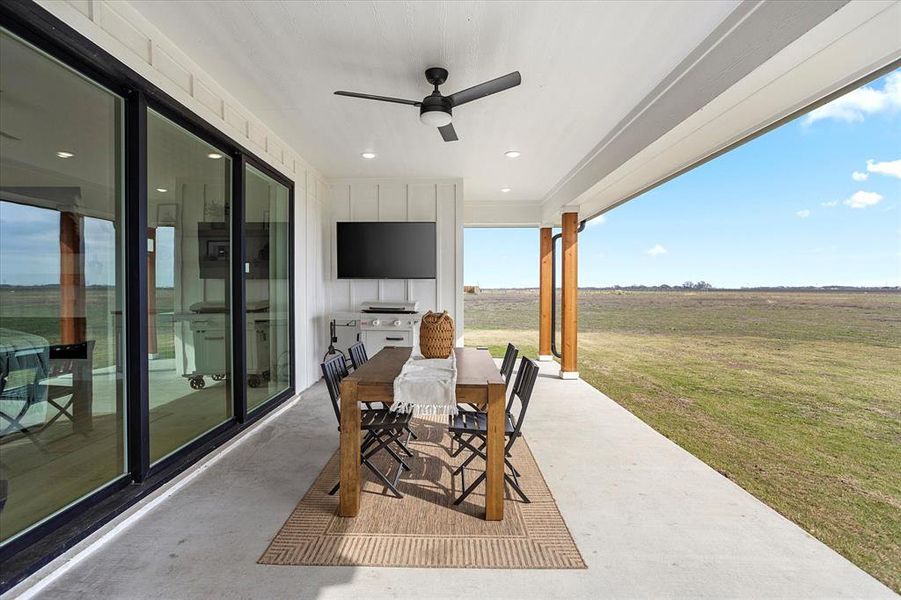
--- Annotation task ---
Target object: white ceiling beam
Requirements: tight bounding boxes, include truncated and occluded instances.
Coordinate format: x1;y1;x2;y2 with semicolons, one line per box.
541;0;856;224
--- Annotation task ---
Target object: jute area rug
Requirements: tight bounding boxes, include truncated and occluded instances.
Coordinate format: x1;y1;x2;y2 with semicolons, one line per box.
259;416;585;569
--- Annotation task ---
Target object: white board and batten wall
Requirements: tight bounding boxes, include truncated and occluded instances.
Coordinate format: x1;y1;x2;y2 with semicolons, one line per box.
325;179;465;344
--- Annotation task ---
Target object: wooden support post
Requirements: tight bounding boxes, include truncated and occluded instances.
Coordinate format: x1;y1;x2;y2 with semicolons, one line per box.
538;227;553;361
59;211;86;345
485;380;506;520
60;211;92;432
338;378;361;517
147;227;158;357
560;213;579;379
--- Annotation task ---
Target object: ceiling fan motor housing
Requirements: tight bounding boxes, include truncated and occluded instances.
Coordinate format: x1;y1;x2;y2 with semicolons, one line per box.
419;94;452;126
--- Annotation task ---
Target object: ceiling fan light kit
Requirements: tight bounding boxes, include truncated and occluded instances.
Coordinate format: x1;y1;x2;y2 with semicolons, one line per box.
334;66;521;142
419;105;452;127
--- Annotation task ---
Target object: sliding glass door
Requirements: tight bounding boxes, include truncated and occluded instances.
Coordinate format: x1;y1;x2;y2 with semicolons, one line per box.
146;111;232;463
244;166;291;410
0;17;295;575
0;29;126;542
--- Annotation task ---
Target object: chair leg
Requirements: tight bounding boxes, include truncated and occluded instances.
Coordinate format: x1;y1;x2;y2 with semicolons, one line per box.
452;436;486;475
505;457;520;478
363;432;410;472
330;430;403;496
393;436;414;457
454;471;486;505
382;439;412;472
451;433;479;457
362;457;403;498
505;473;530;503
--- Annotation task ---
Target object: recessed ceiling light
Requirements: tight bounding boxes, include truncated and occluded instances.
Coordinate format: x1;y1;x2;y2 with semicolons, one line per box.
56;151;74;159
361;152;376;159
207;152;223;159
500;187;512;193
504;150;521;158
156;188;168;193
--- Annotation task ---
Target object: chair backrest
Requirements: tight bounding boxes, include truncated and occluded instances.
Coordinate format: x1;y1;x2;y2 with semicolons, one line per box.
508;356;539;437
47;340;95;378
348;341;368;371
500;343;518;391
320;354;348;426
506;357;527;413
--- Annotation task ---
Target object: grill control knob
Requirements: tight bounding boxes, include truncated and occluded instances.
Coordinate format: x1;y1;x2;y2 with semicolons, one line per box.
371;319;380;327
393;320;401;327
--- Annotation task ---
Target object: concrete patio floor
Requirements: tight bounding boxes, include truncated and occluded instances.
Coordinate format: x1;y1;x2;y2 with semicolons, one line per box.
11;360;893;599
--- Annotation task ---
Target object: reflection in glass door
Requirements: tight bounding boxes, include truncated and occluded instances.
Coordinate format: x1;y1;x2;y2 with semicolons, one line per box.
0;29;125;542
244;166;291;410
146;111;232;463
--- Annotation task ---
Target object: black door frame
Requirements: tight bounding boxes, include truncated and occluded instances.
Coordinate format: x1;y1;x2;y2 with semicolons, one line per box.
0;0;297;591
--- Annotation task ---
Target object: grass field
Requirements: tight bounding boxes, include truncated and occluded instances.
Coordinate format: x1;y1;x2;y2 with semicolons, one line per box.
0;286;175;368
464;288;901;591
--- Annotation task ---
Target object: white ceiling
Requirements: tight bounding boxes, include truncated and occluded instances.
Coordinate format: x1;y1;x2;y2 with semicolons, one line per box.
128;0;740;205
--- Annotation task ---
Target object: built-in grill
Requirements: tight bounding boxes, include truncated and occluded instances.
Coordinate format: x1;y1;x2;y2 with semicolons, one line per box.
327;301;422;359
358;301;422;355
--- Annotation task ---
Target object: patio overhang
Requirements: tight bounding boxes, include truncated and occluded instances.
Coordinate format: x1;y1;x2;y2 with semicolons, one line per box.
54;0;900;230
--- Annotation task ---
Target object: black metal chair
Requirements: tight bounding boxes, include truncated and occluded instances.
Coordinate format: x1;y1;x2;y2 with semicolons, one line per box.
453;343;518;455
321;354;413;498
347;341;368;371
347;341;417;439
448;355;539;505
463;343;517;411
346;341;376;409
499;342;519;391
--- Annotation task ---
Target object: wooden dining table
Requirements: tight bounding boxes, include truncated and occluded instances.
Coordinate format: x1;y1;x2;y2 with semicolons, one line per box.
339;346;507;520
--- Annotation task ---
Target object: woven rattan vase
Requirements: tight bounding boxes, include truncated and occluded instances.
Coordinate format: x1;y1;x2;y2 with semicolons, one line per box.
419;311;454;358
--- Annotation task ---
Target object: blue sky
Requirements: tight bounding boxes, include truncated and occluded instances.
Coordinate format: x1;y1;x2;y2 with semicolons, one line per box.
1;72;898;288
465;70;901;289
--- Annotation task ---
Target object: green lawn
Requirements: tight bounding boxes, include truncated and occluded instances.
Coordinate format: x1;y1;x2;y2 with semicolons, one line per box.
465;289;901;592
0;286;176;368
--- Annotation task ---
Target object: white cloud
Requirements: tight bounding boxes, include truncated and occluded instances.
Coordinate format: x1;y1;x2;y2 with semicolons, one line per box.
821;200;838;207
851;171;869;181
804;71;901;125
866;158;901;179
843;190;884;209
646;244;667;257
796;209;811;218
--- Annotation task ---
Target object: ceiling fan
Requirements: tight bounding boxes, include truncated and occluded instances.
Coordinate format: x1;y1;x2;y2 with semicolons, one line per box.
334;67;521;142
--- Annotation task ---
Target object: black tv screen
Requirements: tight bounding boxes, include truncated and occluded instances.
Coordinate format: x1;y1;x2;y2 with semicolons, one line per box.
337;221;436;279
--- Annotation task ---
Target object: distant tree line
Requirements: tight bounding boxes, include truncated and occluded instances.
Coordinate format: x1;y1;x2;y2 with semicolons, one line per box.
581;284;900;293
467;284;900;293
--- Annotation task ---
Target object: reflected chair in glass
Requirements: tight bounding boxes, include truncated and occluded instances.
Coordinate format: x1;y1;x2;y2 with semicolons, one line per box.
321;354;414;498
0;339;96;448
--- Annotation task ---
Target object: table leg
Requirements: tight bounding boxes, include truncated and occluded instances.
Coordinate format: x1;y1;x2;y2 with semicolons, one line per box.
485;380;505;520
339;379;361;517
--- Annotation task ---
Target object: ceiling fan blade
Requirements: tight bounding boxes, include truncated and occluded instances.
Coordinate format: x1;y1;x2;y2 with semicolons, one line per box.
438;123;458;142
446;71;521;107
334;91;421;106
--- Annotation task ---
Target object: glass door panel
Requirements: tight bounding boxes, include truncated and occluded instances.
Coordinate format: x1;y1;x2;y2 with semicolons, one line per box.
0;29;125;542
244;166;290;410
147;111;232;463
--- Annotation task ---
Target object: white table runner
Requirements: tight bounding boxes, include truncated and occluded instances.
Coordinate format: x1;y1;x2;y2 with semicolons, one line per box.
390;352;458;416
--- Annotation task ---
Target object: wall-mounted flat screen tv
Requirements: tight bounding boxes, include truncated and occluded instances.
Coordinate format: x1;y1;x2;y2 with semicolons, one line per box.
337;221;436;279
